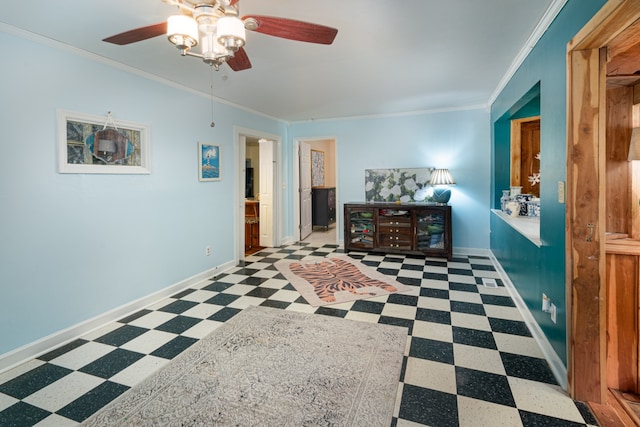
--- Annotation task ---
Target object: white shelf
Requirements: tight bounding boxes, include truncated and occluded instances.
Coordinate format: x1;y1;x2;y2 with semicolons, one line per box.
491;209;541;247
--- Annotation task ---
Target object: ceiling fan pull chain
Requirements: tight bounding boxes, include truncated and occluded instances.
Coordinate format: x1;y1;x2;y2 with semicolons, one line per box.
102;111;119;131
210;67;216;128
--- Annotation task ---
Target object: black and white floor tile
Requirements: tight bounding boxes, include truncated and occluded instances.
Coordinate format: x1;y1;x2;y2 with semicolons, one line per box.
0;242;599;426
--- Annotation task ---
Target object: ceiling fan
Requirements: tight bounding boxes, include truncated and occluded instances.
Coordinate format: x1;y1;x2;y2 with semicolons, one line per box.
103;0;338;71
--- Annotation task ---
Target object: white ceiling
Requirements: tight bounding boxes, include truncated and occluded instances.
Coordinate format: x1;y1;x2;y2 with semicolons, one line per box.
0;0;558;122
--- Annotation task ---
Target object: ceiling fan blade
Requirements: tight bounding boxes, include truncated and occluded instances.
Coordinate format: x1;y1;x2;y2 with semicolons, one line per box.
229;0;240;5
227;47;252;71
243;15;337;45
103;22;167;45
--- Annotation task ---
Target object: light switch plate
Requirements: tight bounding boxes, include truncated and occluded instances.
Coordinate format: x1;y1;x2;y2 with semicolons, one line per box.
558;181;565;204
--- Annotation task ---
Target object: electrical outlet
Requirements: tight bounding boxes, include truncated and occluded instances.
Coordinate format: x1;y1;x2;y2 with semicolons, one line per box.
550;303;557;323
542;293;550;312
558;181;565;204
205;246;211;256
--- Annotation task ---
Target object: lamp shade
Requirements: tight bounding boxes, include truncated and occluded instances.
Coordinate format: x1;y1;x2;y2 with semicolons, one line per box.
429;168;454;204
217;16;246;51
430;169;456;186
167;15;199;49
629;127;640;161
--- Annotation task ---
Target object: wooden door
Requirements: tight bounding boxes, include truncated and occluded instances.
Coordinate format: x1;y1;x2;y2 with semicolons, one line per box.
520;120;541;196
606;253;639;392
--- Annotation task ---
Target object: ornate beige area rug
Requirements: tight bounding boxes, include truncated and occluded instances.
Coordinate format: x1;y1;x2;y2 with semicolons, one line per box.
82;306;407;427
275;254;413;307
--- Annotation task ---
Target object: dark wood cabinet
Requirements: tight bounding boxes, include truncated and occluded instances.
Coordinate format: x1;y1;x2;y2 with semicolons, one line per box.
312;187;336;229
344;203;452;259
378;209;413;251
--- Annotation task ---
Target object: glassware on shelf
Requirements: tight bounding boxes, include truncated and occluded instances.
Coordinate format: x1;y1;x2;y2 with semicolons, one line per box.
500;190;510;212
416;211;445;250
505;201;520;218
349;210;374;247
527;199;541;217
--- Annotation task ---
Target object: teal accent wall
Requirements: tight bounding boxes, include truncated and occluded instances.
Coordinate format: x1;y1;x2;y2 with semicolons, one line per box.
490;0;606;365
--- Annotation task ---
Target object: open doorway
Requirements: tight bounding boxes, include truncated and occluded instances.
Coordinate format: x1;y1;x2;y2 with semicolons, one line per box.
293;137;338;246
235;127;282;262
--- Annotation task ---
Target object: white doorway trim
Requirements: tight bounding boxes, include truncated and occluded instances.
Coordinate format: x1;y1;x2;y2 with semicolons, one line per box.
234;127;282;263
299;141;313;241
292;136;339;245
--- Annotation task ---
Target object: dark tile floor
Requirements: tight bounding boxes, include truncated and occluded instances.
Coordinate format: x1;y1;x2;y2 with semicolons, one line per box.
0;242;599;426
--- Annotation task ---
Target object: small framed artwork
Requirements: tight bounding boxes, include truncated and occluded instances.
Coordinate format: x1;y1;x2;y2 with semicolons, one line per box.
57;110;150;174
311;149;325;187
199;142;221;181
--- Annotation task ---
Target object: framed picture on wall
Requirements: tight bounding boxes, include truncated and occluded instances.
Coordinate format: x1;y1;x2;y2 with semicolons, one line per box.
311;149;325;187
199;142;221;181
57;110;150;174
365;168;434;202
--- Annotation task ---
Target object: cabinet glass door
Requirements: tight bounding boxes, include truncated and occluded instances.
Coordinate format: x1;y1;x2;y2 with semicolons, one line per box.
416;210;446;250
348;209;375;249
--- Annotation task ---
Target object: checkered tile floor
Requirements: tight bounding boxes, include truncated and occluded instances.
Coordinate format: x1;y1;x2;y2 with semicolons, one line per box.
0;243;599;426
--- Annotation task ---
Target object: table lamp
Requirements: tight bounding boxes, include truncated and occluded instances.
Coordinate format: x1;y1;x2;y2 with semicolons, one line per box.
430;168;455;204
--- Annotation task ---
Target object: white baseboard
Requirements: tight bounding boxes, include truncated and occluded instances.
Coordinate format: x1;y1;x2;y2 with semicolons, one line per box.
0;260;236;375
488;251;568;390
280;235;296;246
453;247;492;257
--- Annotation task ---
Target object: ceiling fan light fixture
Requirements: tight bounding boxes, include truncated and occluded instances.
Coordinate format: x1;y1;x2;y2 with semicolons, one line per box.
216;15;246;52
167;15;199;50
103;4;337;74
201;33;230;65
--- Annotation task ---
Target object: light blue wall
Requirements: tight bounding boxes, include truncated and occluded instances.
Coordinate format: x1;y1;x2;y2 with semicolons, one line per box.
0;29;285;356
490;0;606;365
7;1;591;361
288;108;492;250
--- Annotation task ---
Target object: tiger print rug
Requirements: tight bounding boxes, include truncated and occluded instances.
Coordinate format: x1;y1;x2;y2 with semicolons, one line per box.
275;255;413;307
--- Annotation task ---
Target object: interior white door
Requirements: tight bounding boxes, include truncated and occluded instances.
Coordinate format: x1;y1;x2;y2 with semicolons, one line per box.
259;139;274;247
300;142;313;240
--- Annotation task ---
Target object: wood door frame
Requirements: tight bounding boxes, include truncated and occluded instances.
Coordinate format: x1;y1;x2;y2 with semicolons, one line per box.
567;0;640;403
510;116;541;194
